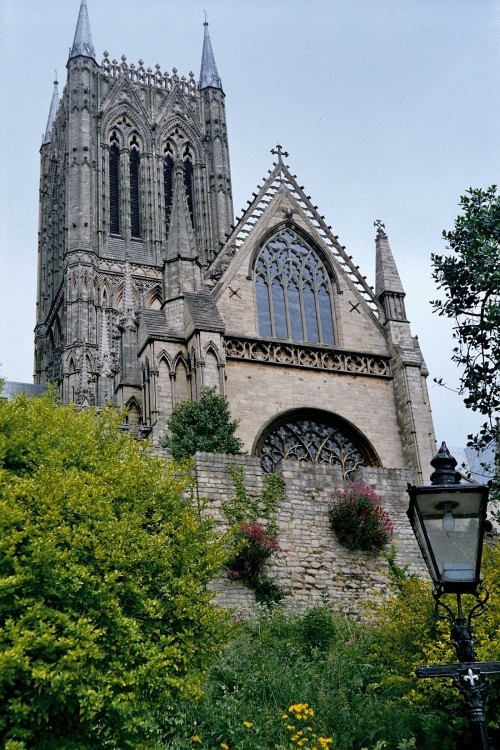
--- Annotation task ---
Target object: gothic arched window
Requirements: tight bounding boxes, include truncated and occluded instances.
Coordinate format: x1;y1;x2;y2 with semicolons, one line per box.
109;132;120;235
129;135;141;238
183;146;195;227
163;145;174;231
256;410;379;478
255;228;336;345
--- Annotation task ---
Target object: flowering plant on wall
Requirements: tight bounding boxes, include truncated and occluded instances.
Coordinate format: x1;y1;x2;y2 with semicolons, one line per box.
226;521;280;579
328;482;393;552
226;521;283;605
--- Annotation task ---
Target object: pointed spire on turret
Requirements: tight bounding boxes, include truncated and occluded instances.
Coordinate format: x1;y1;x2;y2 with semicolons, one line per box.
42;76;59;145
374;220;407;323
69;0;95;60
166;162;198;261
198;17;223;90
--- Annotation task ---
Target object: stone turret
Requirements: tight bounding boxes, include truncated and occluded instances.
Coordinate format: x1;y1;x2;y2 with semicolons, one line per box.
374;221;435;482
198;20;233;251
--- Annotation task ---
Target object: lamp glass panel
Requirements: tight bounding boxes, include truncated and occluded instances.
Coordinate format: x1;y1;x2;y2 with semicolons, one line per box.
415;489;484;584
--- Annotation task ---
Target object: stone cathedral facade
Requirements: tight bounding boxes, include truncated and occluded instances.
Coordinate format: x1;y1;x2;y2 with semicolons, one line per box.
35;0;436;490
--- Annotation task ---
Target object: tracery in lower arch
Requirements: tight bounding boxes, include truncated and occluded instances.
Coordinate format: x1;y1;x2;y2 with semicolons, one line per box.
258;413;377;478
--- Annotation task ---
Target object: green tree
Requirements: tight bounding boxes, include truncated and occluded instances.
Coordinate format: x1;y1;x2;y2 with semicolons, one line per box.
431;186;500;480
163;388;243;460
0;392;229;749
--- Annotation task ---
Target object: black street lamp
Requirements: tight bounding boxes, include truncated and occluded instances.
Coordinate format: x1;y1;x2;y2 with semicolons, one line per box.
407;442;500;749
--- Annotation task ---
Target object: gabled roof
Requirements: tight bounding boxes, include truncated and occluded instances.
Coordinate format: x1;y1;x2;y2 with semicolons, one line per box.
205;150;382;319
184;287;225;332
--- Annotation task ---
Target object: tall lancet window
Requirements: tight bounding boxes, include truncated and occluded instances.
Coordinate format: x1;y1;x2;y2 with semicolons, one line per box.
109;132;120;235
163;144;174;231
129;135;141;239
255;228;336;345
183;146;195;227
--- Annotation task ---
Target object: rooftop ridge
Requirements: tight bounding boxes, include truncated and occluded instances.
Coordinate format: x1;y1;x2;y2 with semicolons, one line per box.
101;53;197;96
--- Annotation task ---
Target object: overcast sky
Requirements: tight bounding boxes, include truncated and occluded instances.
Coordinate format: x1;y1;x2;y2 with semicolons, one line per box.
1;0;499;457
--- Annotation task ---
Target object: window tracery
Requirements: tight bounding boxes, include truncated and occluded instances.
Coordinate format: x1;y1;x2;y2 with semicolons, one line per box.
162;129;196;233
255;229;336;345
258;413;376;478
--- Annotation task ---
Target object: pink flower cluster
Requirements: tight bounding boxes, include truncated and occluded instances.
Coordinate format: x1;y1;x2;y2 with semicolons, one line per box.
240;521;280;553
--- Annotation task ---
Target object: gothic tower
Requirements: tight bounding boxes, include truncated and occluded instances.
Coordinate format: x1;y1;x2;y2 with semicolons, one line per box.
35;0;232;413
35;0;435;482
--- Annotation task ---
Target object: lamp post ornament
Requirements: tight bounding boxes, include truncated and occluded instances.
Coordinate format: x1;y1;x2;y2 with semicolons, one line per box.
407;443;500;749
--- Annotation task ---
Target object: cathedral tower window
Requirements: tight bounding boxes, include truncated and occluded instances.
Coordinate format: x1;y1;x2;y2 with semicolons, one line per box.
255;228;336;345
183;146;195;226
163;144;174;231
129;135;141;239
109;132;120;235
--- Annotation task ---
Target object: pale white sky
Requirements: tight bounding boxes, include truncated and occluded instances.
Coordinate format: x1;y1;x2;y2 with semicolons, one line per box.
1;0;499;458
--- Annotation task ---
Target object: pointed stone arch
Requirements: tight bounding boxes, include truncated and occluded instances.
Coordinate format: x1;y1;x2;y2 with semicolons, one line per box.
253;408;381;478
124;395;142;434
156;116;204;163
146;284;162;310
252;223;340;346
173;353;191;405
202;341;222;392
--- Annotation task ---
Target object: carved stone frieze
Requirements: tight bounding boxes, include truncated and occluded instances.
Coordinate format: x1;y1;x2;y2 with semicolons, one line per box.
224;336;391;378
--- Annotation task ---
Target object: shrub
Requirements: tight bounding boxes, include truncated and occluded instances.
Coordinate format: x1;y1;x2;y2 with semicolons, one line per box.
162;387;243;460
328;481;393;551
0;391;230;748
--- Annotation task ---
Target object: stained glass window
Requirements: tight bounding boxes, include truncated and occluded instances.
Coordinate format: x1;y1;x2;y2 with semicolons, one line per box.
255;229;335;344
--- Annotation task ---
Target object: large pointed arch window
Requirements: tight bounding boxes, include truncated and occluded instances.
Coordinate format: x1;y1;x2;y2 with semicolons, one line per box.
109;132;120;235
129;135;141;238
163;143;174;231
183;146;195;227
255;228;336;345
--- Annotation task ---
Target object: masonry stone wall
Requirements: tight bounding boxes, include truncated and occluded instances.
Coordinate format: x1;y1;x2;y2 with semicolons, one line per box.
195;452;426;617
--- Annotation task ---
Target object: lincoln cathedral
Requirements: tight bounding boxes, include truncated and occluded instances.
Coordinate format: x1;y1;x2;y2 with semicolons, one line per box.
35;0;436;486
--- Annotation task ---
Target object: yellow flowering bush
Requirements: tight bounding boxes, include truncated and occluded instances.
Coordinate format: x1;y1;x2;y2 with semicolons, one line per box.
282;703;334;750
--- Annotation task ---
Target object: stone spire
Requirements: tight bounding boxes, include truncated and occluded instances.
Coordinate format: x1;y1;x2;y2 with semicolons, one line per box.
69;0;95;60
166;163;198;261
374;220;407;323
198;18;223;90
42;77;59;145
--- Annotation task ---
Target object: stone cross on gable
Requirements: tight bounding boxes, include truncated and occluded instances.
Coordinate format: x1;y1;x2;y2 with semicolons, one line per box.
271;144;289;161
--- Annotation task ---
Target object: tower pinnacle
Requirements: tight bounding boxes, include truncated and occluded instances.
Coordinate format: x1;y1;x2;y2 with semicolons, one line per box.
42;77;59;145
198;19;223;90
69;0;95;60
374;221;408;323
